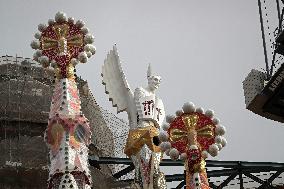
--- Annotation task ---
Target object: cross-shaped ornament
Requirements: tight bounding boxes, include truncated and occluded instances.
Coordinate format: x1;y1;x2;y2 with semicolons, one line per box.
169;114;214;148
41;23;84;78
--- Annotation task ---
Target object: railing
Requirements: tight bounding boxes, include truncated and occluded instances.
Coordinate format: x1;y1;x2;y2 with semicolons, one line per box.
90;157;284;189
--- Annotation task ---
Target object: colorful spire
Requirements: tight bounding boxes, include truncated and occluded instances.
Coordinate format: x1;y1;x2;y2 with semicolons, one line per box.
31;12;95;189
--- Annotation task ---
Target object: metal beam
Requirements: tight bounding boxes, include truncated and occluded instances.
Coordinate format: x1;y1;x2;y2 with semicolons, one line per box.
113;164;135;179
280;7;284;34
160;159;184;166
239;172;244;189
209;182;218;189
91;157;284;187
165;174;184;182
244;173;265;185
206;160;239;168
207;169;237;177
266;171;283;183
271;1;284;74
93;157;284;169
258;0;270;79
216;171;238;189
277;0;282;24
175;181;185;189
258;171;283;189
94;157;133;165
269;50;277;78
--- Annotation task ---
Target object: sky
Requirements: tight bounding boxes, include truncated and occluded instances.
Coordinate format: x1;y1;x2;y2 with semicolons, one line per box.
0;0;283;173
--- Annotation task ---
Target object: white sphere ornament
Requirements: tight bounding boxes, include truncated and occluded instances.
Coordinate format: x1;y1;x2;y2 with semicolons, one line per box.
216;143;223;151
221;137;227;147
169;148;179;160
215;136;223;144
205;109;214;118
84;44;93;52
38;56;50;68
158;132;169;142
50;60;57;68
55;12;67;23
71;58;79;66
212;118;220;125
30;40;40;49
78;52;88;63
165;149;170;156
215;125;226;136
189;145;198;150
38;56;49;63
84;44;96;55
38;23;47;32
159;142;168;152
209;144;219;157
35;50;42;57
33;50;42;60
166;115;175;123
180;153;187;161
182;102;195;113
201;150;209;159
163;141;171;150
81;27;89;35
84;34;95;44
33;52;39;61
162;123;170;131
68;17;75;24
76;20;85;28
34;32;41;39
48;19;55;26
89;45;96;55
196;107;204;114
217;143;223;150
86;52;92;58
175;110;183;116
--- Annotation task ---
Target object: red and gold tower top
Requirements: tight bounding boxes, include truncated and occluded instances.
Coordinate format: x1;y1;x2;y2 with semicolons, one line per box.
30;11;96;79
158;102;227;189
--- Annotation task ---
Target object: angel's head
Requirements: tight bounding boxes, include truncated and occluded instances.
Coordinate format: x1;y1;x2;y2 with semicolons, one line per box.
147;64;161;91
148;75;162;91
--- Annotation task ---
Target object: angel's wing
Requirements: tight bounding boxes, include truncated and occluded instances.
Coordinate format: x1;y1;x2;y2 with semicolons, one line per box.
102;45;134;114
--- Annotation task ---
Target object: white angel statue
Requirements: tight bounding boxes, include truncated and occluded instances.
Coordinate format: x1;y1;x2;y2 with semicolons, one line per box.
102;45;167;189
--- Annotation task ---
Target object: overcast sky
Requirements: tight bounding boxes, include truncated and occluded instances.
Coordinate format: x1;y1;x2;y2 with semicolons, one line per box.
1;0;283;167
